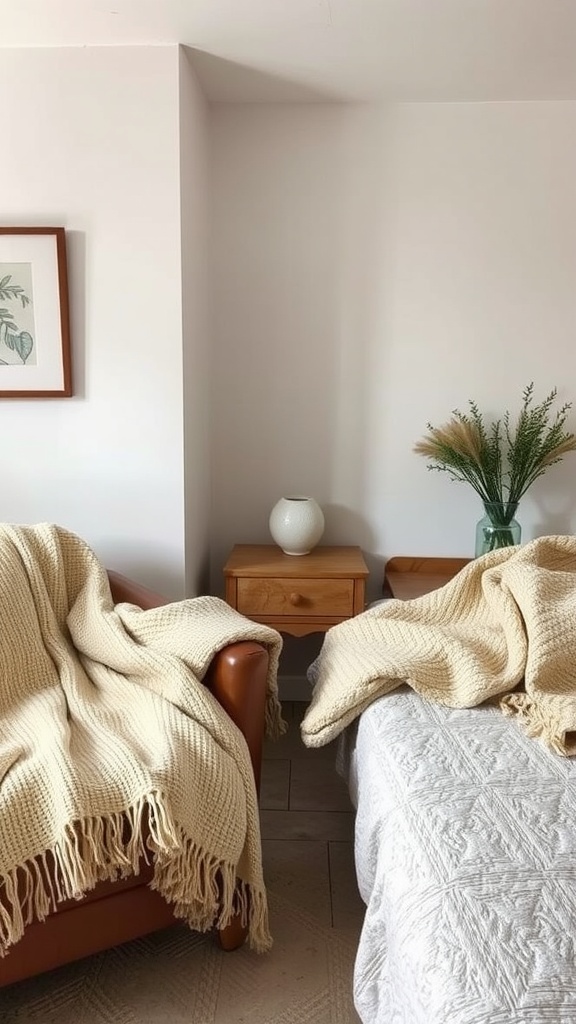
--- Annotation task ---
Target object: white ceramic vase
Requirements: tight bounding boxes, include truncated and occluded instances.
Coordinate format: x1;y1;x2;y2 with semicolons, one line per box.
269;496;325;556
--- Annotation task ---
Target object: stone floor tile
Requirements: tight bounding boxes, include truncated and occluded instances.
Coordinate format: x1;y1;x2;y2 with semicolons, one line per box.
262;839;331;925
259;758;290;810
260;809;355;842
290;757;353;813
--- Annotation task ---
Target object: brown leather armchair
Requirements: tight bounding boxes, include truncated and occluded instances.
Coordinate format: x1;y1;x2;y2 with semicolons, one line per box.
0;570;269;988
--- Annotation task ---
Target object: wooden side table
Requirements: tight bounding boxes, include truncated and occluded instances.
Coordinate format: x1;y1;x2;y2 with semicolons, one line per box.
224;544;369;637
383;555;470;601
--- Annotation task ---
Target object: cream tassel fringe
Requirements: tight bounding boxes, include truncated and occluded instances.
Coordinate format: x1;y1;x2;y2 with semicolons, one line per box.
500;693;576;757
266;691;288;740
0;791;271;958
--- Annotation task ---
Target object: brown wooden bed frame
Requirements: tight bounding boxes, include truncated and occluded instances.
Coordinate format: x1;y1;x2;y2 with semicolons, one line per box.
0;570;270;988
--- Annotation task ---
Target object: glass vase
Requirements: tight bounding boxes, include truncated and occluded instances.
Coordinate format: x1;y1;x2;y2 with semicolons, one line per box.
475;501;521;558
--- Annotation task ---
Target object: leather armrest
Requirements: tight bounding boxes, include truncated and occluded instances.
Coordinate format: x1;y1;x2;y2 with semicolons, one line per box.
205;642;268;794
107;569;167;610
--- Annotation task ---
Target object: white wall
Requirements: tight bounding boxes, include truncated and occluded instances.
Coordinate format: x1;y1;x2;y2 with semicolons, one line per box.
179;48;211;596
5;61;575;618
210;101;576;604
209;105;373;590
1;47;190;596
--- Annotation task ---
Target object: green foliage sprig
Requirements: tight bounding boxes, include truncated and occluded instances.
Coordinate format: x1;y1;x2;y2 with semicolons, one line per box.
0;275;30;308
414;384;576;524
0;275;33;365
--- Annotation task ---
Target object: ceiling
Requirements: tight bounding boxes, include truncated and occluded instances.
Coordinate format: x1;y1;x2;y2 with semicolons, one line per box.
2;0;576;103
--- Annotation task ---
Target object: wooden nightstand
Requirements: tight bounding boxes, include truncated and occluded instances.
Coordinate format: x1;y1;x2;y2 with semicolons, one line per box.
224;544;369;637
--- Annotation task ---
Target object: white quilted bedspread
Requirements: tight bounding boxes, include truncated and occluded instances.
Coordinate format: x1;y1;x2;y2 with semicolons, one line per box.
338;687;576;1024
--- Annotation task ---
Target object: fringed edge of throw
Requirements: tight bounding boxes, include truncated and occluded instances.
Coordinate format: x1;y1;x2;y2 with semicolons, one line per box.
500;693;576;757
0;791;271;958
266;690;288;740
146;796;271;953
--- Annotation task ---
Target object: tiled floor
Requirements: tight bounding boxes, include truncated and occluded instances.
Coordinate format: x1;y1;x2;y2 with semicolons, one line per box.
260;700;365;937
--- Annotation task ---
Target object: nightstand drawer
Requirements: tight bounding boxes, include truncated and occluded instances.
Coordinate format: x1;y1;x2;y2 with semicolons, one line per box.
224;545;369;637
236;577;354;618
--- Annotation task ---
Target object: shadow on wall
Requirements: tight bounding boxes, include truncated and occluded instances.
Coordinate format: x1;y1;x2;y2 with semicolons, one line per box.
524;466;576;541
530;502;576;542
186;48;347;103
65;230;86;399
102;540;186;603
322;502;385;603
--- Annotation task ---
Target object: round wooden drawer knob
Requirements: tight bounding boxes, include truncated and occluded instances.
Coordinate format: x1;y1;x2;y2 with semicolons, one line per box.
289;592;302;606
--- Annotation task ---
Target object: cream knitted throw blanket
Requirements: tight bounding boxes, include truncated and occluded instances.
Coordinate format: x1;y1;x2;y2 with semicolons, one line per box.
0;524;283;957
302;535;576;757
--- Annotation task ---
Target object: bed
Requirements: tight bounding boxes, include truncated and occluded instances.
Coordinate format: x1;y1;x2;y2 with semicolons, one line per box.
337;686;576;1023
301;537;576;1023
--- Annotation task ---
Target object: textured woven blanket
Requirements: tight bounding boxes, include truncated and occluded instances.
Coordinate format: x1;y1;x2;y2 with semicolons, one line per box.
302;535;576;756
0;524;283;956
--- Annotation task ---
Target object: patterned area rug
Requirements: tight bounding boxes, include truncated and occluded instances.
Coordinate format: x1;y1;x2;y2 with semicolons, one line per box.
0;892;360;1024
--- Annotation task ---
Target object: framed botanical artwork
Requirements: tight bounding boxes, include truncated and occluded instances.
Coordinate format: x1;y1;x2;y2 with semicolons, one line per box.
0;227;72;397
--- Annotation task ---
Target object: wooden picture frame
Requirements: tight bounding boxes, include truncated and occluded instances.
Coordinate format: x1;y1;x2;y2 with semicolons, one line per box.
0;227;72;397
